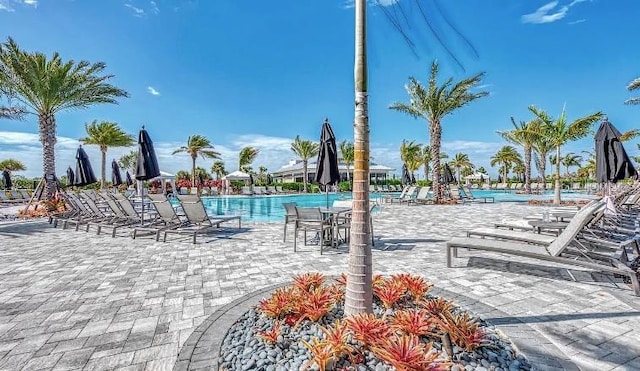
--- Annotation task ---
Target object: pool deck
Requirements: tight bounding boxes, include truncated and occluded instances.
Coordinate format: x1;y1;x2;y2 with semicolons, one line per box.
0;203;638;370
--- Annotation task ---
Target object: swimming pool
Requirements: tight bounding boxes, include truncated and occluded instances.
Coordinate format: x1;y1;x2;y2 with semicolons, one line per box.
200;190;594;223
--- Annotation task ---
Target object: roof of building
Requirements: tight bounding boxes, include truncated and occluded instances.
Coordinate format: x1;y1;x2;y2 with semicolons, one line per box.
272;160;394;175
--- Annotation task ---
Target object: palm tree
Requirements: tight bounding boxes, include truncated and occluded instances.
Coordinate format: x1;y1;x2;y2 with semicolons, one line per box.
239;146;259;173
344;0;373;316
562;153;582;176
211;160;227;180
418;145;431;181
529;106;602;204
390;60;488;202
80;121;135;189
172;135;221;187
399;140;422;181
339;140;355;182
531;134;554;190
449;152;473;184
175;170;190;181
290;135;319;193
498;118;539;194
625;77;640;105
0;38;128;199
118;150;138;174
490;145;521;182
0;158;26;172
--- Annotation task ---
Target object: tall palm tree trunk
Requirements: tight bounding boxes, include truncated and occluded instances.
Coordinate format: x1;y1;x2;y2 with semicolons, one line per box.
302;160;308;193
100;147;107;189
431;121;442;201
524;146;532;194
540;161;547;191
39;114;57;199
424;165;429;181
345;0;373;317
502;163;507;183
192;156;197;188
346;165;350;182
554;146;561;204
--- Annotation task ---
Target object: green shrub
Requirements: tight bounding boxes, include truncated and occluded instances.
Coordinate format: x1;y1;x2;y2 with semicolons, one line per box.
338;181;351;192
280;182;302;192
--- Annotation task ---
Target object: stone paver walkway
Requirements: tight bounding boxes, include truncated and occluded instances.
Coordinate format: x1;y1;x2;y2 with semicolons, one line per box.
0;203;639;371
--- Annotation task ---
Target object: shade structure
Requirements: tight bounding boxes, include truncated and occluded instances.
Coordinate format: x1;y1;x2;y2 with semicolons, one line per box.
314;119;340;187
2;170;11;189
111;160;123;186
410;172;416;184
443;164;456;184
135;126;161;181
73;146;97;187
66;166;75;187
125;171;133;186
267;173;273;185
249;173;254;185
401;164;411;185
595;118;637;184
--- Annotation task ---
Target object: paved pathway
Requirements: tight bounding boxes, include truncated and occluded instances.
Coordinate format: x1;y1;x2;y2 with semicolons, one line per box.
0;203;638;371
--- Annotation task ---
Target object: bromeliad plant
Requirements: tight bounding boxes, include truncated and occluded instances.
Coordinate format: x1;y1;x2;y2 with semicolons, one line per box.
253;273;490;370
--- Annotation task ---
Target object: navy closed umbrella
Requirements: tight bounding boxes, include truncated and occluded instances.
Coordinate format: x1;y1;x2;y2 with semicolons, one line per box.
401;164;411;186
74;146;97;187
314;118;340;207
66;166;75;188
111;160;123;186
595;118;637;184
267;174;273;185
125;171;134;186
443;164;456;184
2;170;11;189
135;126;161;181
410;172;416;184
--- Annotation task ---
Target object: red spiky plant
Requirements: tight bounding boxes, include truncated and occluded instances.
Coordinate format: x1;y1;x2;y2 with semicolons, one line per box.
419;297;455;317
371;334;450;371
320;320;357;360
255;320;281;344
345;312;391;347
394;274;433;302
293;272;326;292
257;286;297;319
438;312;488;351
373;278;407;310
389;309;439;338
301;338;334;371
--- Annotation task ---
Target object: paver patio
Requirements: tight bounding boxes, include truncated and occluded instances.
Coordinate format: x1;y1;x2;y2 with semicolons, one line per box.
0;202;638;371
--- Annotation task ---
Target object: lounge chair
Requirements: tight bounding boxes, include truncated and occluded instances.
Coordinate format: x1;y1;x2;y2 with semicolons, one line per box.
241;186;253;196
162;195;241;244
446;201;640;296
132;193;186;240
411;187;433;205
0;192;24;204
461;185;494;203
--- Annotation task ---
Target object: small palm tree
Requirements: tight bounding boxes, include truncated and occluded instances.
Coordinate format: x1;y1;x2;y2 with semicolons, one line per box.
449;152;473;184
532;134;554;190
390;60;488;202
172;135;221;187
490;146;522;182
118;150;138;174
211;161;227;180
0;38;128;199
400;140;422;181
239;146;259;173
419;145;431;181
498;118;539;194
290;135;319;193
176;170;190;181
529;106;602;204
80;121;135;189
625;77;640;105
0;158;26;172
562;153;582;176
339;140;355;182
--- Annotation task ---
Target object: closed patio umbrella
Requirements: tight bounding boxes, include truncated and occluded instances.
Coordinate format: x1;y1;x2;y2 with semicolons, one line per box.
66;166;75;188
595;118;637;214
410;172;416;184
73;146;97;187
314;118;340;208
401;164;411;186
135;126;161;181
443;164;456;184
125;171;133;186
111;160;123;187
2;169;11;189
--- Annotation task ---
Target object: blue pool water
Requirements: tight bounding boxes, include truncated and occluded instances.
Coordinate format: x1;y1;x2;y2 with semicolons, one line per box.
199;190;593;223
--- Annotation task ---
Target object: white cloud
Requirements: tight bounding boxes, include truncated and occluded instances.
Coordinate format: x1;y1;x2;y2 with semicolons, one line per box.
522;0;590;25
147;86;160;96
342;0;398;10
0;1;15;11
150;0;159;14
568;19;586;25
22;0;36;6
124;3;145;17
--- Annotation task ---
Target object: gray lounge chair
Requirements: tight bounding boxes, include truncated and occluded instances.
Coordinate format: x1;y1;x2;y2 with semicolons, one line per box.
162;195;241;244
446;201;639;296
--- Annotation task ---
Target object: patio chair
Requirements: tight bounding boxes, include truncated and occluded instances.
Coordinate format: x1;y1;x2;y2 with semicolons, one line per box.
446;201;640;296
132;193;186;240
461;185;494;203
282;202;297;242
162;195;241;244
0;192;24;204
293;206;334;254
241;186;253;196
411;187;433;205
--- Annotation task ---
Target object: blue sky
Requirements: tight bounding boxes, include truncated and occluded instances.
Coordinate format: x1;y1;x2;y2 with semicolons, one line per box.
1;0;639;178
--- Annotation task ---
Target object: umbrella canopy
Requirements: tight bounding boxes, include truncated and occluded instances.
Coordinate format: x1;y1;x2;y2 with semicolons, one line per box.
314;119;340;186
111;160;123;186
125;171;134;186
401;164;411;185
66;166;75;187
443;164;456;184
249;173;254;185
2;170;11;189
74;146;97;187
595;118;637;183
410;172;416;184
266;173;273;185
135;126;161;181
223;170;251;180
